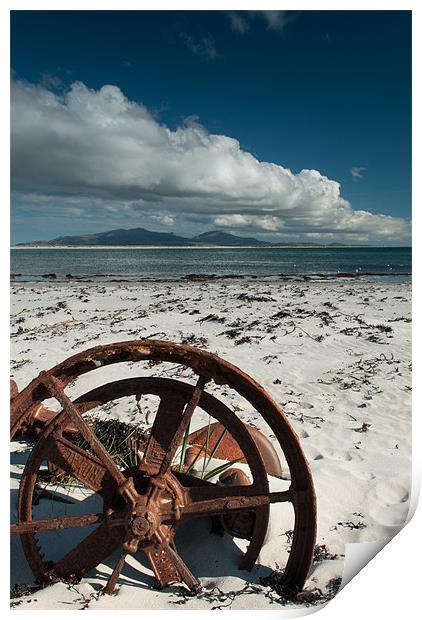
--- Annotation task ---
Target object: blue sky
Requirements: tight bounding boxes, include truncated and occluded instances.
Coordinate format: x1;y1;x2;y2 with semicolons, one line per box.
11;10;411;244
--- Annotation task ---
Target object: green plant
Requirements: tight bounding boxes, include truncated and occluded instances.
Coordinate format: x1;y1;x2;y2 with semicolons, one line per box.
175;416;239;481
43;416;239;488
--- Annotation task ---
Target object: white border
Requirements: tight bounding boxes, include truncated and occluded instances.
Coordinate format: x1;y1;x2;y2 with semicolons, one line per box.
2;1;419;618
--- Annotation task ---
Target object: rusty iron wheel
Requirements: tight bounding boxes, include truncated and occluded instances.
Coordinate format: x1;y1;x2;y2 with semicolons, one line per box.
11;340;317;594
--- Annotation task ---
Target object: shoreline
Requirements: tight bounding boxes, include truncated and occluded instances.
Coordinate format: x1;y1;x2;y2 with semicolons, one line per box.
10;272;412;284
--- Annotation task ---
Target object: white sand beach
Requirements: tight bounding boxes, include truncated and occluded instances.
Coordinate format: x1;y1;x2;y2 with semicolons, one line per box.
10;278;412;610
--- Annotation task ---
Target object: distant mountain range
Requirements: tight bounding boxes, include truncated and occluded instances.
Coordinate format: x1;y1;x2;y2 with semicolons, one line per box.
14;226;347;247
192;230;267;246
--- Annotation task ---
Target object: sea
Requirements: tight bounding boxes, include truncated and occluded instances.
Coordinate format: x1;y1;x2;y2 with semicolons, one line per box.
10;246;411;283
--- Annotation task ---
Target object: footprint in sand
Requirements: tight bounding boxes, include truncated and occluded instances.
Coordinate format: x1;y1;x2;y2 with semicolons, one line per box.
316;448;354;462
368;481;410;527
304;445;324;461
375;480;409;504
370;503;409;527
300;402;314;409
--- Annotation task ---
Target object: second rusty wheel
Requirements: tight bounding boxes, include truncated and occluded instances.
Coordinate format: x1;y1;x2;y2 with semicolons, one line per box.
11;340;317;594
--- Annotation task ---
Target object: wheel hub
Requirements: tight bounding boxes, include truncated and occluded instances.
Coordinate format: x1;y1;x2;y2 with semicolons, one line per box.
116;471;183;554
128;509;157;539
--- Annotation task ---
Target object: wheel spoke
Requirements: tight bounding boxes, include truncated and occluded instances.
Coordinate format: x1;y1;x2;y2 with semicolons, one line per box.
40;374;129;490
10;512;116;535
141;376;207;476
270;490;292;503
182;485;291;518
44;434;117;497
143;542;181;588
103;550;128;595
51;521;125;580
144;532;201;592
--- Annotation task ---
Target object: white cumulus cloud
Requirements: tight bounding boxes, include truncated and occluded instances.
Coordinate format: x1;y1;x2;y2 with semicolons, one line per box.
11;79;410;243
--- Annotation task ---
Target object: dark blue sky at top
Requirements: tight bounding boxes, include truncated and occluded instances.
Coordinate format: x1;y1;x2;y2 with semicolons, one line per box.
11;10;411;222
